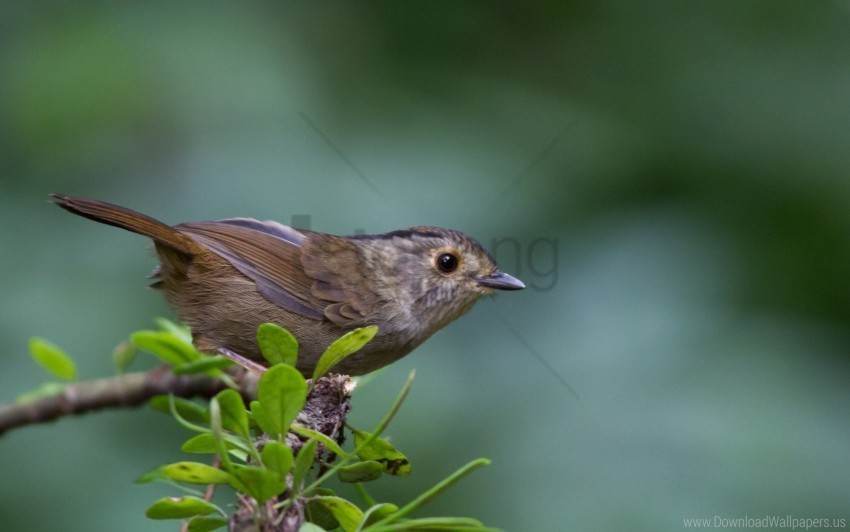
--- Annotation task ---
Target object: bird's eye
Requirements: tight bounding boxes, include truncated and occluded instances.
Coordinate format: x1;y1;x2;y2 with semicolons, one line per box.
436;252;459;274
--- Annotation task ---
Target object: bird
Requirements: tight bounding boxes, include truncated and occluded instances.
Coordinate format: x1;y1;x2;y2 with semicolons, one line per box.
51;194;525;376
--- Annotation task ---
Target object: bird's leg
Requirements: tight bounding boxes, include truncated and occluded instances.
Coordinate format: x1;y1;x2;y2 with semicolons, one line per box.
216;347;268;376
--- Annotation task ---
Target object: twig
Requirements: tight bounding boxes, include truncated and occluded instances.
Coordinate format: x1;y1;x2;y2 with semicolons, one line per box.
0;366;228;436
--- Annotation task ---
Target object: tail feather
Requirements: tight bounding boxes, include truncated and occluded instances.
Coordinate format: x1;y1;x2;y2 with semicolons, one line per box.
51;194;194;254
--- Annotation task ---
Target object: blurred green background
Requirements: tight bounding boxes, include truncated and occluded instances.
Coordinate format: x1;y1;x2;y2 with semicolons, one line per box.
2;2;849;530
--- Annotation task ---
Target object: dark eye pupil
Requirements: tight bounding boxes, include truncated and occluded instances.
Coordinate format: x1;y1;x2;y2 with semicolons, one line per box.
437;253;459;273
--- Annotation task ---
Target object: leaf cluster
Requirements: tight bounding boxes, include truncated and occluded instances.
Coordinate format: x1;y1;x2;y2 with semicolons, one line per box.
123;321;495;532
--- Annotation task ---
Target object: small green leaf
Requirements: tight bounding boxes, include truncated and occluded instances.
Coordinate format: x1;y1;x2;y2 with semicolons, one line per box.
262;441;293;479
305;498;340;530
312;326;378;381
181;434;218;454
209;396;233;470
353;430;411;476
29;337;76;381
361;503;400;526
173;356;233;375
155;317;193;344
250;400;270;434
310;487;337;497
112;341;138;374
163;462;230;484
291;425;347;457
292;439;317;491
134;465;170;484
145;496;221;520
150;395;209;424
336;461;383;483
181;434;249;458
214;389;250;439
229;465;286;504
256;364;307;439
311;496;363;532
187;516;229;532
132;330;199;365
257;323;299;366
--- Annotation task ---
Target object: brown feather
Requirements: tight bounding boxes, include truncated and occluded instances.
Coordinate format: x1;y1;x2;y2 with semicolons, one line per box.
300;234;374;325
177;221;326;320
51;194;195;254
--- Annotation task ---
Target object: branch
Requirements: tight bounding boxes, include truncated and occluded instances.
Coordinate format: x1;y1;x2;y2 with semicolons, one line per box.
1;365;356;531
0;366;229;436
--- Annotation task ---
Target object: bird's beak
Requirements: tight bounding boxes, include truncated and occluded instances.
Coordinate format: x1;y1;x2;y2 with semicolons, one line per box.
477;271;526;291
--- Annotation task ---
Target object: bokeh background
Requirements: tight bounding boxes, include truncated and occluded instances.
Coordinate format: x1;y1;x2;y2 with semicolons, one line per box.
2;2;850;530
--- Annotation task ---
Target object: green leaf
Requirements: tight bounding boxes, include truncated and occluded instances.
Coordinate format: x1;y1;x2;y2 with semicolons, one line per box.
291;425;347;457
353;430;411;476
173;356;233;375
292;439;317;491
150;395;209;424
250;400;269;433
181;434;219;454
336;461;383;483
132;330;199;365
145;496;221;520
209;396;233;471
257;323;299;366
155;317;193;344
187;516;229;532
29;337;76;381
312;326;378;381
360;503;400;526
229;465;286;504
134;465;170;484
213;389;250;440
305;498;340;530
256;364;307;439
181;434;250;460
262;441;293;479
311;496;363;532
163;462;230;484
112;340;138;374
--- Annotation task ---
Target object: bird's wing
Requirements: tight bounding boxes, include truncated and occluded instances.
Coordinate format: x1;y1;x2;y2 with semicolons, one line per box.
177;219;327;320
178;219;372;326
299;233;374;326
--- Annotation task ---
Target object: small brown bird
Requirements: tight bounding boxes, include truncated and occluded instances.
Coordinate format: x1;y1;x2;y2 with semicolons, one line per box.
52;194;524;376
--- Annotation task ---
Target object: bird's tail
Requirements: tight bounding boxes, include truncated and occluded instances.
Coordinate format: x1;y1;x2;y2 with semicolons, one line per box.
51;193;194;254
